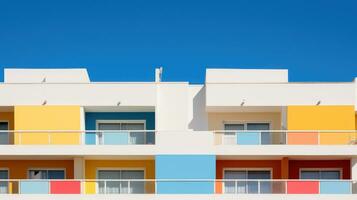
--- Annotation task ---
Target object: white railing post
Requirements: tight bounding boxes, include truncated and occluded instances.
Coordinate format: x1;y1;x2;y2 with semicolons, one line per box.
258;180;260;194
104;180;107;194
235;180;237;194
259;131;262;145
19;132;22;145
128;180;131;194
80;131;84;145
48;132;51;145
19;180;21;194
128;131;131;145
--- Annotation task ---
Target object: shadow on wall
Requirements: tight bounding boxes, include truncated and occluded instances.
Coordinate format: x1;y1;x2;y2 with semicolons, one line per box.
188;86;208;131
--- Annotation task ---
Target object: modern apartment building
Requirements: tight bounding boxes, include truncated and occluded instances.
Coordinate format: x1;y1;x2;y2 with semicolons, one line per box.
0;68;357;199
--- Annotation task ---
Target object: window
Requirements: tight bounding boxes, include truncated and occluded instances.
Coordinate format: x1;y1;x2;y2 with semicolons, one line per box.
300;170;341;180
224;122;271;144
0;122;9;145
98;122;145;130
28;169;65;179
0;170;8;194
97;121;146;144
224;170;271;194
97;170;145;194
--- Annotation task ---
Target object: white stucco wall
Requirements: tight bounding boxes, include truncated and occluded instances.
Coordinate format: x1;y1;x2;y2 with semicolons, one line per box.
155;83;189;130
0;83;157;107
4;68;90;83
188;85;208;131
206;69;288;83
206;83;355;108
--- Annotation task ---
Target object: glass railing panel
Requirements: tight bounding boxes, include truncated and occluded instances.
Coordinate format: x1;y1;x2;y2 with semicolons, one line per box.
0;181;8;194
102;132;129;145
20;180;49;194
50;180;81;194
237;132;260;145
0;131;9;145
217;130;357;145
320;180;351;194
270;181;286;194
156;180;214;194
0;179;356;195
85;130;156;145
286;181;319;194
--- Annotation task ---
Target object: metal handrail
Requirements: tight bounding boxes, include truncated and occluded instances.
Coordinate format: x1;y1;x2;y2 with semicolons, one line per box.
0;178;356;181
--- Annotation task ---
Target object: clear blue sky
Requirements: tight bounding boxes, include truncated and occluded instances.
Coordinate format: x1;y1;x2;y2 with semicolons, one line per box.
0;0;356;83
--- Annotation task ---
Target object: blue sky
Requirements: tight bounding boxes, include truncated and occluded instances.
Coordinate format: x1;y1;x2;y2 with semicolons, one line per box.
0;0;356;83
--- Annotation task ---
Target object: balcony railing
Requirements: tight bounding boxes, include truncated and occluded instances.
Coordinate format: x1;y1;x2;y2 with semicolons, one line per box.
0;179;356;194
0;130;156;145
215;130;357;145
0;130;357;145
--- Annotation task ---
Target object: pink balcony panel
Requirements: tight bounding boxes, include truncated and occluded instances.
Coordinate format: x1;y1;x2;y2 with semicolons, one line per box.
50;181;81;194
287;181;319;194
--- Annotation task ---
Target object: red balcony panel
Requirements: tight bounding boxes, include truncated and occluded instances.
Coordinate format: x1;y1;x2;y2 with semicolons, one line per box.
50;181;81;194
287;181;319;194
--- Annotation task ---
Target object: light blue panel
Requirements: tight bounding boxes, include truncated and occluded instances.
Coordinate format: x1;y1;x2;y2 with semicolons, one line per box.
320;181;351;194
155;155;215;194
20;181;49;194
156;181;214;194
85;132;96;145
237;131;260;145
103;132;128;145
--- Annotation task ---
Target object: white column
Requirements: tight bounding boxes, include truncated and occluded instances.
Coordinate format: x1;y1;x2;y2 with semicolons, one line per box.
351;158;357;180
281;106;287;130
79;106;85;144
74;157;85;179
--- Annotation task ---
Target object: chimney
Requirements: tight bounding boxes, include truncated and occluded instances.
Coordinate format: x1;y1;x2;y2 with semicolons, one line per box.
155;67;163;82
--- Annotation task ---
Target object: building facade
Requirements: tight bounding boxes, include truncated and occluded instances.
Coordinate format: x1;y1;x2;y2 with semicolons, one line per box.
0;68;357;199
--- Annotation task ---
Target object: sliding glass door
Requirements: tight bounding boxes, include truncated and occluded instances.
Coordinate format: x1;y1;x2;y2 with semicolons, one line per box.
97;122;145;144
0;170;8;194
224;170;271;194
0;122;9;145
98;170;145;194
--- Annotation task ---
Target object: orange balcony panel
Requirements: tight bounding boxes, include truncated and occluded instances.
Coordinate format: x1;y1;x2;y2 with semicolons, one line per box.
287;132;318;145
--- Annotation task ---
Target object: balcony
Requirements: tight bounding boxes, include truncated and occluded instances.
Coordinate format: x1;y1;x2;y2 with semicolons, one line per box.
1;130;356;146
0;130;156;145
0;130;357;158
0;179;356;195
215;130;357;145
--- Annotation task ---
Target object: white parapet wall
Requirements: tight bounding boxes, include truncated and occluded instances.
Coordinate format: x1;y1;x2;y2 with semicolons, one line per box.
0;82;157;107
206;83;355;109
206;69;289;83
4;68;90;83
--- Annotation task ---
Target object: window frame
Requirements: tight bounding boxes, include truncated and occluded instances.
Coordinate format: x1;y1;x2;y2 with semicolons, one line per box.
95;120;146;131
222;168;273;194
0;121;9;145
96;168;146;194
27;168;66;179
0;168;9;179
223;121;271;131
223;168;273;179
299;168;343;180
